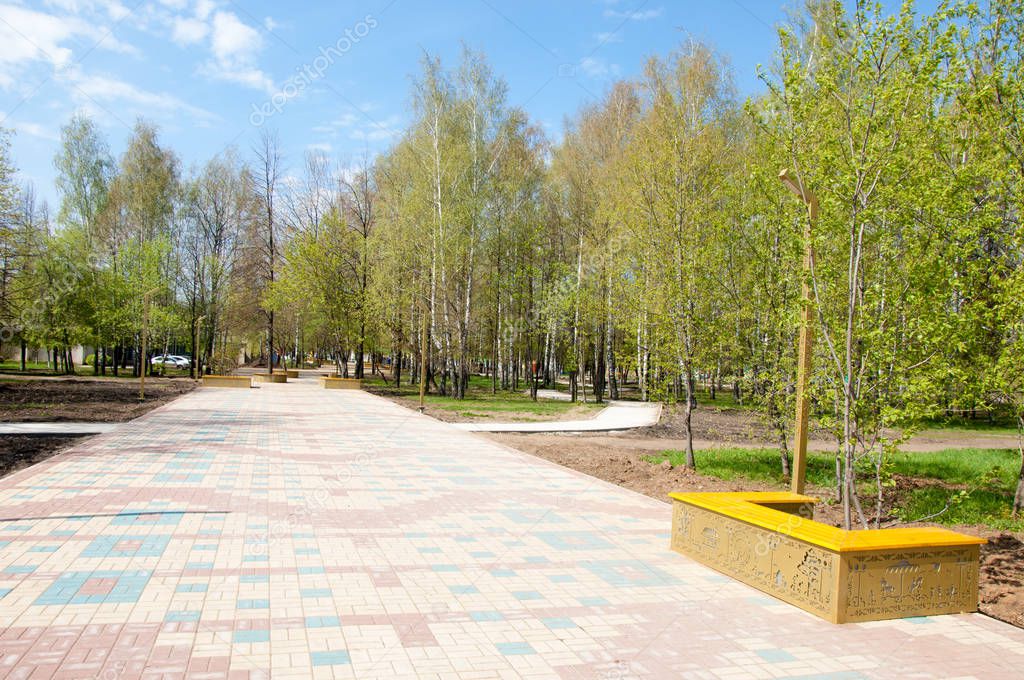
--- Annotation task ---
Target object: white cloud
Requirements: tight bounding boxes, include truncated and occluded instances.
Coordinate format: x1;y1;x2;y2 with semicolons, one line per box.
0;3;137;82
198;10;273;93
103;1;131;21
194;0;214;20
171;16;208;45
210;11;262;63
604;7;663;21
312;107;399;144
579;56;620;79
62;67;216;122
158;0;188;11
594;31;623;44
10;120;59;141
161;2;274;92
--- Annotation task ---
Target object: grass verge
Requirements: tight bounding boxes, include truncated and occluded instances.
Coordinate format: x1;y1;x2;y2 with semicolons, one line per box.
363;374;605;418
645;446;1024;531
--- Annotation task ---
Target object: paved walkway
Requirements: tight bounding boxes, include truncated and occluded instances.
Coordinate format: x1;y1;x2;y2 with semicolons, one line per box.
453;402;662;433
0;382;1022;679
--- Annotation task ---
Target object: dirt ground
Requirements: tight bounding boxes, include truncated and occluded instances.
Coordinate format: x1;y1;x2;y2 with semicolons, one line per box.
0;377;196;481
0;377;196;422
0;435;87;480
487;431;1024;630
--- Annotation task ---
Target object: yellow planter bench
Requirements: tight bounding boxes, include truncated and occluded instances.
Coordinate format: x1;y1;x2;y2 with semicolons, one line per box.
273;369;299;378
202;375;253;388
252;373;287;383
320;377;362;390
669;491;985;623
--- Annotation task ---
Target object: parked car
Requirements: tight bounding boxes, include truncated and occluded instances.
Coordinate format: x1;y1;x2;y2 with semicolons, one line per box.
150;355;190;369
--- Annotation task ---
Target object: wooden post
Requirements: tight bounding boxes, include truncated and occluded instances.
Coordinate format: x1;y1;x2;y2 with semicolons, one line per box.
779;169;818;494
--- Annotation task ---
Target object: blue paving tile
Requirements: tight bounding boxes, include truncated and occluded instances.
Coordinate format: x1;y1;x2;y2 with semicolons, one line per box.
310;650;350;666
305;616;341;628
541;617;577;630
470;611;504;622
232;630;269;644
165;610;201;622
300;588;332;598
496;642;535;656
449;585;480;595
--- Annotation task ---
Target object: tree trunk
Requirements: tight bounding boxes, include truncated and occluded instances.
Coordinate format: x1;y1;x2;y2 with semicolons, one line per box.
1014;415;1024;517
683;365;696;470
356;336;365;379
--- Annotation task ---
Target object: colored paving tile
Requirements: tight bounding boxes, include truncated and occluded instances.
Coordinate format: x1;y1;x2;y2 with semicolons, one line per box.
0;381;1020;679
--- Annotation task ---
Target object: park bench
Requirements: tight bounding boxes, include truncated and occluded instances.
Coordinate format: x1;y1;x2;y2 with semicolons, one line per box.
320;376;362;390
201;375;253;388
669;491;985;623
252;373;288;383
273;369;300;378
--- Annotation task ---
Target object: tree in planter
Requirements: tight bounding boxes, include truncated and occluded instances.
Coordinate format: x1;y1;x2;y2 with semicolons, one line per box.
771;1;974;528
967;0;1024;516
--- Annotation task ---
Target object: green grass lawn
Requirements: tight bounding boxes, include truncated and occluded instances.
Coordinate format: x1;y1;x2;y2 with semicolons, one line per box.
0;361;193;379
363;374;605;417
421;394;603;417
646;446;1024;530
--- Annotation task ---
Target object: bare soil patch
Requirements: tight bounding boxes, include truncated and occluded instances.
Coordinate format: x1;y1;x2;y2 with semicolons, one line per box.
0;378;196;423
631;402;791;443
488;431;1024;630
0;435;87;479
0;378;196;481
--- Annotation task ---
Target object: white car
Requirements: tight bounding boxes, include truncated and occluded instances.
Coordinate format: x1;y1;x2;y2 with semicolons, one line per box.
151;355;190;369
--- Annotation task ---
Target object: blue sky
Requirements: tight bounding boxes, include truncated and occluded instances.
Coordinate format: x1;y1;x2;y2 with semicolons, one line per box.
1;0;915;208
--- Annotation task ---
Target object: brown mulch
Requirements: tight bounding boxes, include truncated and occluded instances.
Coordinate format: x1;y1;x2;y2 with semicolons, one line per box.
487;431;1024;630
0;378;196;422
